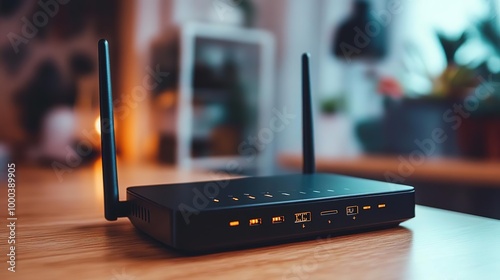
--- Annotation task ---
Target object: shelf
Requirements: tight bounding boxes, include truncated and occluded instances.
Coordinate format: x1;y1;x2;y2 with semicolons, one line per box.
279;154;500;187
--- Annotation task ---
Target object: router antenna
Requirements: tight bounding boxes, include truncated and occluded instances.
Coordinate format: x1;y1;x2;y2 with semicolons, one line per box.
302;53;315;174
98;39;128;220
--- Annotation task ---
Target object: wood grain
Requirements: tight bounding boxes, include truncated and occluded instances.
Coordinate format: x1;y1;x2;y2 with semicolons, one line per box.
1;161;499;279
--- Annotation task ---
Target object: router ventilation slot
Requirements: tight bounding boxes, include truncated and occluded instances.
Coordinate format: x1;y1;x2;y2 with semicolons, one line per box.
132;203;150;223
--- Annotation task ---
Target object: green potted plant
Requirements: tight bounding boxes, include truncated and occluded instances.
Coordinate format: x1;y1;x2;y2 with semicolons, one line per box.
382;8;500;159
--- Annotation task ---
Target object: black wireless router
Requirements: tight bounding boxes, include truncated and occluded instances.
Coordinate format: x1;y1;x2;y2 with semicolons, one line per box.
98;39;414;253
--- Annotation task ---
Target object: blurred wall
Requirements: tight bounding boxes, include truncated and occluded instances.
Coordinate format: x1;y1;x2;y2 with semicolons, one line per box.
3;0;498;169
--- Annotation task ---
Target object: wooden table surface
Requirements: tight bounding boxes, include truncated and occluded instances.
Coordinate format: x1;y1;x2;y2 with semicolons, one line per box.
2;161;500;279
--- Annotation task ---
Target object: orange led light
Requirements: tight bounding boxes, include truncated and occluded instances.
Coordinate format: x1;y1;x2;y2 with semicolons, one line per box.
249;218;262;226
272;216;285;224
229;221;239;227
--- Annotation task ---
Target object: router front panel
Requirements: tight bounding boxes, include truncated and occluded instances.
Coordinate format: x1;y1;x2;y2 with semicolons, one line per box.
174;192;414;251
126;174;414;252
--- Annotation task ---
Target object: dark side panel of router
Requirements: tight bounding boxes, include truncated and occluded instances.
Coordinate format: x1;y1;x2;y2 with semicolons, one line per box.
127;173;413;209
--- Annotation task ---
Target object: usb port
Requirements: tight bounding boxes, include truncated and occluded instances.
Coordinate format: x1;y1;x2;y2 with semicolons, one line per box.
320;210;338;216
294;212;312;223
346;206;358;215
272;216;285;224
249;218;262;226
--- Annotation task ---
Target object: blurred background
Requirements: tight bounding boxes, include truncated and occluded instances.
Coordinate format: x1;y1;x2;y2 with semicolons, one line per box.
0;0;499;218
